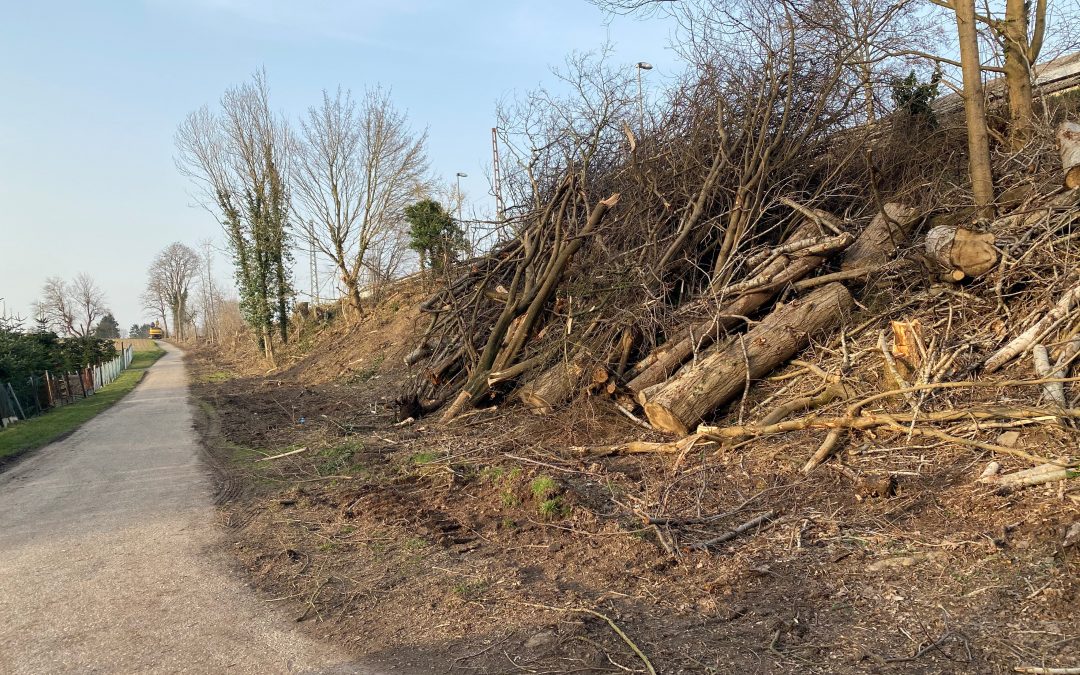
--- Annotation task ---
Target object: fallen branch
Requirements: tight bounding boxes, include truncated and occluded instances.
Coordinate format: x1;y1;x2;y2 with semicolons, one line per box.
985;282;1080;373
700;407;1080;464
759;382;853;427
515;602;656;675
846;376;1080;417
690;511;776;550
1034;345;1066;407
982;462;1079;489
572;434;715;457
255;447;308;462
613;401;653;430
802;430;844;474
792;262;906;291
728;233;854;293
779;197;844;234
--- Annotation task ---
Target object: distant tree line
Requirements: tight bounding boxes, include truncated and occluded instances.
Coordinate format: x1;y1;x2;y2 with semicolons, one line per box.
175;71;467;362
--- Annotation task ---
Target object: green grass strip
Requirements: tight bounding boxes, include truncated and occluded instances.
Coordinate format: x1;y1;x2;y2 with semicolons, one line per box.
0;345;164;461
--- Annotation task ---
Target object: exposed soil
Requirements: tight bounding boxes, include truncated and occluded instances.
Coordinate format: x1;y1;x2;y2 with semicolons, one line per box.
190;283;1079;674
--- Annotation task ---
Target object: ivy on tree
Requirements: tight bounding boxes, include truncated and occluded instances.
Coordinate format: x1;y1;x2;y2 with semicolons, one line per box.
405;199;466;272
891;69;941;128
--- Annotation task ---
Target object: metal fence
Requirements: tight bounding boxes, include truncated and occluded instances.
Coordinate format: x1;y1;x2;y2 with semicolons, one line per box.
0;344;135;428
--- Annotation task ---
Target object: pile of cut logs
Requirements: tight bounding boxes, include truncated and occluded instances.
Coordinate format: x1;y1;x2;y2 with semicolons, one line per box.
402;123;1080;441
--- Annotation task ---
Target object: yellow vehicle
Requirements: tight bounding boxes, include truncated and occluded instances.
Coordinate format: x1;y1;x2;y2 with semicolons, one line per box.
148;324;164;340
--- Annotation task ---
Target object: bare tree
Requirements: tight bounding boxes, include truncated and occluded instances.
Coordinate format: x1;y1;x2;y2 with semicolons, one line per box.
148;242;201;342
291;87;429;318
176;70;293;362
35;273;108;337
141;277;170;337
196;238;220;343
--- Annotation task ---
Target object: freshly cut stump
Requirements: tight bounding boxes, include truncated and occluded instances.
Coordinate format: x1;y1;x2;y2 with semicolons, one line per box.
643;282;854;435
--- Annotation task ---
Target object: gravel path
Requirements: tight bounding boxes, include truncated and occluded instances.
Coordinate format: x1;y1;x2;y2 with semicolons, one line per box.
0;343;372;674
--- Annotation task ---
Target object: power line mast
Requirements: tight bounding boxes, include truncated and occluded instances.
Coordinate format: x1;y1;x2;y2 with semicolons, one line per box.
308;224;319;306
491;127;505;221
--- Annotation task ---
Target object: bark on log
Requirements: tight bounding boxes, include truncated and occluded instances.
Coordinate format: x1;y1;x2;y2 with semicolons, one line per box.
404;342;434;366
925;225;999;279
1057;121;1080;189
519;353;588;414
627;221;827;395
642;283;854;435
841;203;920;270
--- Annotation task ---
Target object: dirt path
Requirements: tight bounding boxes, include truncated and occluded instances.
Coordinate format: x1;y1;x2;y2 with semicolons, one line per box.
0;343;372;674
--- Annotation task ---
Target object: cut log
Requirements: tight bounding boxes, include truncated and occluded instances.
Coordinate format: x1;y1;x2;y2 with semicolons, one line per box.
404;342;434;366
1057;120;1080;189
925;225;999;279
627;221;827;395
519;353;588;414
642;283;854;435
841;203;920;270
1033;344;1067;407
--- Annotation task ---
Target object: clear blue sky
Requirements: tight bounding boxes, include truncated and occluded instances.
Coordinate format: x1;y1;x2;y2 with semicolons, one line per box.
0;0;678;331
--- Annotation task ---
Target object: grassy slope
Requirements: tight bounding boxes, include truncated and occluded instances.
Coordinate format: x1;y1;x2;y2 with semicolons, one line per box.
0;344;164;461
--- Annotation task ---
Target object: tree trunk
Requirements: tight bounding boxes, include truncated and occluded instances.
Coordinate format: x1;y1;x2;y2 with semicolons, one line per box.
262;325;276;365
347;278;366;319
955;0;996;218
1003;0;1035;150
1057;121;1080;189
642;283;854;435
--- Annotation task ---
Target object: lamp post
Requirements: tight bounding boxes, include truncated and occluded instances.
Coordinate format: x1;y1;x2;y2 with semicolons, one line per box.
455;172;467;223
636;61;652;133
455;172;469;255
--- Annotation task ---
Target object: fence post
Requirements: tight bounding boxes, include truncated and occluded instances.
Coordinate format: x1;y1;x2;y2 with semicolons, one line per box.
7;383;26;420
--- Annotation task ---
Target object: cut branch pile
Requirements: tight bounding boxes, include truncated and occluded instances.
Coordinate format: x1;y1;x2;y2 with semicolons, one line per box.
398;36;1080;490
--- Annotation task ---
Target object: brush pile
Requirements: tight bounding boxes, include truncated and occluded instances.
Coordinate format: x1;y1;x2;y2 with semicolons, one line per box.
402;25;1080;486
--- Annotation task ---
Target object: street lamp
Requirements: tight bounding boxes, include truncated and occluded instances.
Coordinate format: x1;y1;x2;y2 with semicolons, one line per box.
635;62;652;133
455;172;467;223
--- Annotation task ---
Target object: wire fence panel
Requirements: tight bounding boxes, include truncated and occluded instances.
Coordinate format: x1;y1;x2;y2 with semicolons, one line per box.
0;344;136;428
